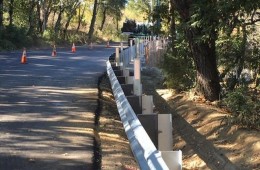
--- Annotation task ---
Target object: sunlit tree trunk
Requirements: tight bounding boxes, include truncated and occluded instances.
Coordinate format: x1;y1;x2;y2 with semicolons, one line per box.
54;5;64;36
169;0;176;52
88;0;98;43
42;0;52;33
27;2;37;35
77;4;86;32
37;3;42;33
8;0;14;27
63;2;80;40
63;15;74;40
99;7;107;31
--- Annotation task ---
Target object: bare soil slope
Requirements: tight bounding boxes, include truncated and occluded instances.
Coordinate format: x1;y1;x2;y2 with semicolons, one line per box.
99;67;259;170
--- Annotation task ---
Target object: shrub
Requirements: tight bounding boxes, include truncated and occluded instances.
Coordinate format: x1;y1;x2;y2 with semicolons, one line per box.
224;87;260;129
161;40;195;91
0;40;16;50
0;26;37;50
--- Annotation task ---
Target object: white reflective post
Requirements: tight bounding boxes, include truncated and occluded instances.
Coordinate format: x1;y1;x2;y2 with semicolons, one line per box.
142;95;154;114
136;38;140;58
158;114;173;151
161;151;182;170
120;42;123;51
115;47;120;66
130;39;133;60
134;58;142;96
120;42;125;68
134;58;140;80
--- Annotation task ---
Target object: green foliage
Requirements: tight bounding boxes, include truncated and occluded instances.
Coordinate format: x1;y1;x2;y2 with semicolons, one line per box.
42;29;56;42
217;35;242;67
0;39;16;50
224;87;260;129
0;26;35;50
162;39;195;91
124;0;150;22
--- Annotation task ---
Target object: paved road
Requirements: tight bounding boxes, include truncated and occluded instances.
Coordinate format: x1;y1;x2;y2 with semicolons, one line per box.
0;45;114;170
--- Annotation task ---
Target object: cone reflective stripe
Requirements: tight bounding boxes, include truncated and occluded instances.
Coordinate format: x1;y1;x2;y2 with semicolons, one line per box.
52;45;57;57
72;43;76;52
21;48;27;64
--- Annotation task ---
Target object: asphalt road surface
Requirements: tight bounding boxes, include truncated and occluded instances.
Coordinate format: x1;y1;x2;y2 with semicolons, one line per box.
0;45;115;170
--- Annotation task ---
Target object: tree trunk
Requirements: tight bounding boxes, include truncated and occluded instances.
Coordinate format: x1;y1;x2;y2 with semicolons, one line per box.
54;6;64;36
173;0;220;101
27;2;37;35
99;7;107;31
169;0;176;52
9;0;14;27
0;0;3;29
63;2;80;40
37;2;43;33
43;0;53;32
63;15;73;40
186;28;220;101
88;0;98;43
77;4;86;32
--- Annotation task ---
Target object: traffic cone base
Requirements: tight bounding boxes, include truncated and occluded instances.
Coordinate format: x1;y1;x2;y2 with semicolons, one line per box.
21;56;27;64
72;43;76;52
52;45;57;57
21;48;27;64
52;51;56;57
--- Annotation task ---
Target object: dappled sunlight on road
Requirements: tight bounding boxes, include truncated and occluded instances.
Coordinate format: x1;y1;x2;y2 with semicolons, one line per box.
0;46;114;169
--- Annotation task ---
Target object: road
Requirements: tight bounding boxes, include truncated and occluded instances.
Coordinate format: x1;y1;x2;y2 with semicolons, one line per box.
0;45;115;170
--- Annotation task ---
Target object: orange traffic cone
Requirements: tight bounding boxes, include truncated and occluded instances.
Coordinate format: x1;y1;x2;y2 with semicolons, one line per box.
52;44;57;57
21;48;27;64
72;43;76;53
106;41;110;48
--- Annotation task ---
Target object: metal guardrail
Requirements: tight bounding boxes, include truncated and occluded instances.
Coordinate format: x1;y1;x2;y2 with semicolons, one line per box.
106;60;169;170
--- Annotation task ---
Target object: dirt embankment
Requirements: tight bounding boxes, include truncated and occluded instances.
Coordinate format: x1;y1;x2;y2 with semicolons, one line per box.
98;67;259;170
141;67;259;170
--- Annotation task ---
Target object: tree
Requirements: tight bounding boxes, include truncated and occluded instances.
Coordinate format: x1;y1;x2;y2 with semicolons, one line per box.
88;0;98;43
99;2;108;31
54;1;65;36
121;19;136;32
63;0;81;40
77;2;86;32
27;1;37;35
8;0;14;27
172;0;220;101
217;1;260;90
125;0;150;22
0;0;3;29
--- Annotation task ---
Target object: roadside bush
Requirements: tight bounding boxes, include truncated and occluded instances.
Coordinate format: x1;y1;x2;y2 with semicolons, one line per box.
0;40;16;50
224;87;260;129
162;40;195;91
0;26;37;50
